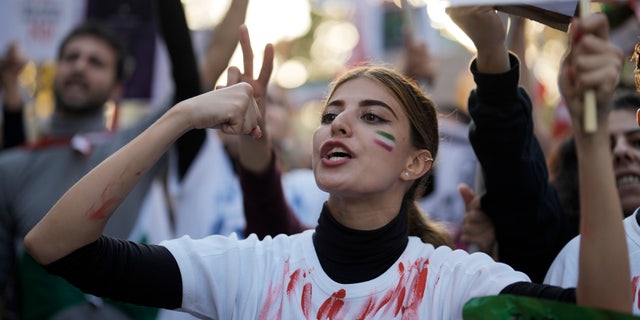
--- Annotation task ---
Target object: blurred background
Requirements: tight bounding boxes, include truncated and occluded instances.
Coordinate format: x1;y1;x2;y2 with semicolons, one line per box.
0;0;638;153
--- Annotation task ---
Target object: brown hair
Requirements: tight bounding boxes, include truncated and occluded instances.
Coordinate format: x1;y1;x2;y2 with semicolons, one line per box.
325;65;454;249
633;42;640;92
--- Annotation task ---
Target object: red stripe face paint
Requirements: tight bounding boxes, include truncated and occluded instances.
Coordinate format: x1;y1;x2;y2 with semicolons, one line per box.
374;130;395;152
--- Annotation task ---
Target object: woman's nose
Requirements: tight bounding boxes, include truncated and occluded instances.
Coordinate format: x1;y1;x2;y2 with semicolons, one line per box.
330;112;352;137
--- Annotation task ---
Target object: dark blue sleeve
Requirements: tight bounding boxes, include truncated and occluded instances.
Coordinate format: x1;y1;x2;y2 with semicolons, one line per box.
467;53;577;283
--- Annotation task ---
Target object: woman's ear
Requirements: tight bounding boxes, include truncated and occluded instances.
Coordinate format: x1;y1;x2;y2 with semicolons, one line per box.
637;108;640;127
401;150;433;181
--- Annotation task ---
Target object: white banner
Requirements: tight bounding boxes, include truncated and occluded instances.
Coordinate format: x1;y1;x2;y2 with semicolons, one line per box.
0;0;85;63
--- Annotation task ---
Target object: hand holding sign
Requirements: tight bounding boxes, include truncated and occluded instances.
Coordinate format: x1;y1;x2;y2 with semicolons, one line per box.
442;0;578;31
580;0;598;133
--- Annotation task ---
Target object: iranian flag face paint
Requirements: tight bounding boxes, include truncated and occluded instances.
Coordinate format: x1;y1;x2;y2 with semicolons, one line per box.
374;130;396;152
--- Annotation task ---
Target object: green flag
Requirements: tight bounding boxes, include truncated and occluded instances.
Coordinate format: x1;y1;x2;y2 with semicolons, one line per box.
463;295;638;319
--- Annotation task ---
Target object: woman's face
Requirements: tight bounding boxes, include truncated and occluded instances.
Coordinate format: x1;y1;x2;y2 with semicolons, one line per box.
312;77;417;198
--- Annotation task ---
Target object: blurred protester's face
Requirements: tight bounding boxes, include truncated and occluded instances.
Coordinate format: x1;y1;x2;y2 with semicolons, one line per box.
54;35;120;114
265;97;291;146
610;109;640;216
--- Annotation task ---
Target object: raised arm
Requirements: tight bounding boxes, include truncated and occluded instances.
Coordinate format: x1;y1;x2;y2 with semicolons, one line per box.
234;25;274;173
559;13;630;312
24;83;262;265
402;26;437;86
448;6;509;73
447;6;574;282
200;0;250;88
223;25;307;237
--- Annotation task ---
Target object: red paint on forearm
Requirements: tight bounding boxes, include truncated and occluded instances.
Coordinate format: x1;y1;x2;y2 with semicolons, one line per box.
85;197;120;220
84;166;135;220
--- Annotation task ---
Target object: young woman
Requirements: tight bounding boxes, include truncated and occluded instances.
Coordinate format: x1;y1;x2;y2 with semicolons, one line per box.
24;14;630;319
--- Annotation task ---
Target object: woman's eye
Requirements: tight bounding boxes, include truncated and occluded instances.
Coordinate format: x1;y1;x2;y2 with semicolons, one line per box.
362;113;387;123
321;113;336;124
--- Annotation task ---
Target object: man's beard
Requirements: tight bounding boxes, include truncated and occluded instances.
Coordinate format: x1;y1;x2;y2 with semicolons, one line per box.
54;90;108;115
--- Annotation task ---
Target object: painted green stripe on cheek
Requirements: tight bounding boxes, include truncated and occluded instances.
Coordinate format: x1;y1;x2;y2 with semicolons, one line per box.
375;130;395;142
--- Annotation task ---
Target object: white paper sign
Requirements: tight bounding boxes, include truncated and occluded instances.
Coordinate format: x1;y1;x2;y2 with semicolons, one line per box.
0;0;85;63
441;0;579;30
442;0;578;17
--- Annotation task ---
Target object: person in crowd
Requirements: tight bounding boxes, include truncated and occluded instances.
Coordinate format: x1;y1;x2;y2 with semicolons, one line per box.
0;0;204;318
547;91;640;219
448;6;578;283
544;90;640;314
459;90;640;275
0;42;27;150
155;11;327;243
137;0;251;246
454;8;640;288
135;5;254;320
21;8;632;317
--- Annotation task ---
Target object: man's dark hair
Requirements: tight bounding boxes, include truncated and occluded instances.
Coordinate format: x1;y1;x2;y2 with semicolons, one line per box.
56;21;130;83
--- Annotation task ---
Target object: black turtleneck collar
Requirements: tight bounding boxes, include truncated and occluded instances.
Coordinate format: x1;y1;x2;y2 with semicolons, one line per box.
313;202;409;284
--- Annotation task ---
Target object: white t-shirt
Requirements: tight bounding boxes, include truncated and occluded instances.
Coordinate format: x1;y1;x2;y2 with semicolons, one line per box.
545;208;640;315
162;230;530;320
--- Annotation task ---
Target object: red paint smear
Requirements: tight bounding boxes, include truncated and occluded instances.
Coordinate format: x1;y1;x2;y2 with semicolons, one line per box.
265;258;431;319
260;260;295;319
85;180;118;220
406;266;428;309
394;287;406;316
633;276;640;310
414;265;428;300
376;262;406;315
400;259;429;318
85;166;140;220
258;282;283;320
301;283;312;320
288;269;301;295
378;259;430;318
275;260;290;319
375;287;395;315
317;289;346;319
328;298;345;318
85;197;119;220
374;139;393;152
355;297;377;320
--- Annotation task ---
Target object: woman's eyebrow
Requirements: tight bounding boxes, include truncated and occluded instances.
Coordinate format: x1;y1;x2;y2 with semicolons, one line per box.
326;99;343;107
360;99;398;119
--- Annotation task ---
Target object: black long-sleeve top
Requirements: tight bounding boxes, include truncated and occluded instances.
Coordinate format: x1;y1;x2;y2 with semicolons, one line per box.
467;53;578;283
44;220;575;312
2;104;26;150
